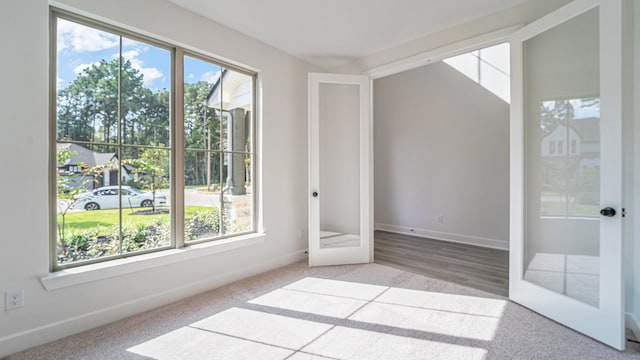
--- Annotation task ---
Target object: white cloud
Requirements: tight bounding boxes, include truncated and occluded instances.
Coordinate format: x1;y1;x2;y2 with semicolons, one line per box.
120;49;164;87
139;68;164;86
73;62;99;75
188;73;195;79
57;18;119;53
57;77;65;89
201;71;221;84
121;37;139;48
121;49;141;61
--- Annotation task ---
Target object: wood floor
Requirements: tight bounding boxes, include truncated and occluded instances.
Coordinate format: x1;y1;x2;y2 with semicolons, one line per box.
374;231;509;296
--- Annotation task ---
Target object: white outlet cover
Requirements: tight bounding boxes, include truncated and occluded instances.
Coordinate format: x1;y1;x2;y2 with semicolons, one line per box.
5;289;24;311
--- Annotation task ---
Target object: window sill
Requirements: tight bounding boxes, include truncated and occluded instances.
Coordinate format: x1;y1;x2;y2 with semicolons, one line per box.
41;233;266;291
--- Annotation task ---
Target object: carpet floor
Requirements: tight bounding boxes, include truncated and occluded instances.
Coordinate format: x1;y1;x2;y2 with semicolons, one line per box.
6;261;640;359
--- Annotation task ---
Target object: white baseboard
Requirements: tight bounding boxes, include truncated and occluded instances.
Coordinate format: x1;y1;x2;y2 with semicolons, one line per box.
0;250;307;358
626;312;640;340
375;223;509;250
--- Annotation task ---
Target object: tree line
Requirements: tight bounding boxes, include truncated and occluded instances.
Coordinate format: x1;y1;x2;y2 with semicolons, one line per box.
57;58;223;186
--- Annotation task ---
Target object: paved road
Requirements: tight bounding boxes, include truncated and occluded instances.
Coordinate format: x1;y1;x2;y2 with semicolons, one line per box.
136;188;224;207
58;188;233;213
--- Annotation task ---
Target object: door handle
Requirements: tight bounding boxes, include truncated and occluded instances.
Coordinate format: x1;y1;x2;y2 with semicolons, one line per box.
600;207;616;217
312;191;318;197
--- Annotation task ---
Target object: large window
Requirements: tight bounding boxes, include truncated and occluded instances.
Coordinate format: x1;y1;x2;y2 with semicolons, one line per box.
52;11;256;270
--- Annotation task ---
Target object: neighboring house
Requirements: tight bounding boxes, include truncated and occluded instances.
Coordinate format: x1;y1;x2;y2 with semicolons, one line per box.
205;69;253;195
542;124;581;157
205;69;253;112
57;143;136;190
540;116;600;215
541;116;600;171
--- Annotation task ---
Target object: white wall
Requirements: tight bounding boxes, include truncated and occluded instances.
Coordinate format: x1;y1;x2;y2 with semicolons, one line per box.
373;61;509;249
0;0;316;356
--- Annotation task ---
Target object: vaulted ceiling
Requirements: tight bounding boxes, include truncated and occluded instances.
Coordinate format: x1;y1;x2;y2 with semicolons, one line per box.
166;0;534;69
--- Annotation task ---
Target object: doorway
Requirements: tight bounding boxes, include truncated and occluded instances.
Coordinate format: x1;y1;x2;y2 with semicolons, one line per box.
371;43;511;296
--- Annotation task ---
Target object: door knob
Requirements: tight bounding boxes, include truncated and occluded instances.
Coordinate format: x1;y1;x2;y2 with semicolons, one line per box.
312;191;318;197
600;207;616;217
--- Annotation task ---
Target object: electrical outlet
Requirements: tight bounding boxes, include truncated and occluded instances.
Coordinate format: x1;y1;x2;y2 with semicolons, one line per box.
5;289;24;311
437;215;444;224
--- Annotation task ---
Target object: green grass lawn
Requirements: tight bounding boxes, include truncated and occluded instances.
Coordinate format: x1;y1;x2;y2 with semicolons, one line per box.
540;202;598;216
58;206;213;235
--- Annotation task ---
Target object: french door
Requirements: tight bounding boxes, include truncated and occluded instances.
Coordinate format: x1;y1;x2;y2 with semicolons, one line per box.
510;0;624;350
308;73;372;266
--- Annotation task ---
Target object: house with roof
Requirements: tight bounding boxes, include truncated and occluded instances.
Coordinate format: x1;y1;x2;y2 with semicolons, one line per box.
541;116;600;169
57;143;135;190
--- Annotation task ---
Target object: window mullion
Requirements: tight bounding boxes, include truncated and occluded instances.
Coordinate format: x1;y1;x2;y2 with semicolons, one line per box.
218;71;225;236
117;36;124;256
174;48;185;249
49;10;59;272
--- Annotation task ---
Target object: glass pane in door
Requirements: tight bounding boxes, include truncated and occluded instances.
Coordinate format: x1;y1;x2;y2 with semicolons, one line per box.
523;8;600;306
319;83;361;248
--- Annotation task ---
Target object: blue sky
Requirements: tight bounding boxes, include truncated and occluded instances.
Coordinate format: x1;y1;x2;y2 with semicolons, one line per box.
57;18;221;92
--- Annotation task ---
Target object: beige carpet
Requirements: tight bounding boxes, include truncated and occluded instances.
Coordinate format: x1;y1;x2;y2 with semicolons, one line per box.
6;261;640;359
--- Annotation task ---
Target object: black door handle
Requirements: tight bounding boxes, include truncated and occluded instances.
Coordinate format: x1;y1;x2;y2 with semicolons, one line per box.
600;207;616;217
312;191;318;197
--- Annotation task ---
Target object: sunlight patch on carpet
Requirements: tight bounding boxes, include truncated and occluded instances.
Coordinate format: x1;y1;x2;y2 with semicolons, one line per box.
191;307;332;349
127;326;293;359
128;276;503;359
302;326;488;360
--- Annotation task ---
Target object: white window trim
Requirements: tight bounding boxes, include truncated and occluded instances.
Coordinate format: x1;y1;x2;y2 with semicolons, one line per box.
41;232;266;291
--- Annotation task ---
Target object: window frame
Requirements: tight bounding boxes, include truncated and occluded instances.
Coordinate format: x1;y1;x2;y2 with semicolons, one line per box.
49;9;259;272
180;51;258;246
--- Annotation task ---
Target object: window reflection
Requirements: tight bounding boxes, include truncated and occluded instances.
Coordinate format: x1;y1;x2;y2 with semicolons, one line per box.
539;97;600;219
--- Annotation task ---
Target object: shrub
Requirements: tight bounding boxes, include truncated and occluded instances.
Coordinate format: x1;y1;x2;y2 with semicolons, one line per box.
186;209;220;240
65;229;97;251
132;223;151;244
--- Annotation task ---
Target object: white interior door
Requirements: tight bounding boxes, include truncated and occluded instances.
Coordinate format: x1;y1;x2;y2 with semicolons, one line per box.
510;0;624;350
308;73;372;267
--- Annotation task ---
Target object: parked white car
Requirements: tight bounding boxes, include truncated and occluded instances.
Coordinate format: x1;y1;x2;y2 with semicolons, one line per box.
71;186;167;211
